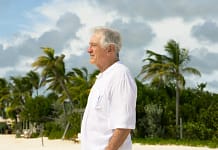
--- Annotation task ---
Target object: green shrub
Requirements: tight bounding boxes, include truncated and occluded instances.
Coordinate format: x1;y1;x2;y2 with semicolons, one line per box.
48;130;63;139
0;122;7;134
164;124;177;138
66;112;82;138
183;122;212;140
44;122;63;139
30;132;40;138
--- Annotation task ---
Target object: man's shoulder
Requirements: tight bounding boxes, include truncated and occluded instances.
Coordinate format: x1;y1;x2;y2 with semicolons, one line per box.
109;63;135;83
113;62;130;73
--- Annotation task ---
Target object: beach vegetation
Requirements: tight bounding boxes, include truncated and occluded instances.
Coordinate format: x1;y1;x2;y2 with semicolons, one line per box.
0;41;217;148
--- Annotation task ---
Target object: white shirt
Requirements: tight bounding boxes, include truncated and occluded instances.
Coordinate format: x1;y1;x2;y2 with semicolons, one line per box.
81;61;137;150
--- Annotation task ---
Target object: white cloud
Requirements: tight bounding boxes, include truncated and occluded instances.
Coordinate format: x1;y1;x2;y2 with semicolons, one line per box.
1;0;218;93
0;56;34;78
191;20;218;43
186;70;218;93
0;67;12;77
62;38;86;58
96;0;218;21
148;18;202;53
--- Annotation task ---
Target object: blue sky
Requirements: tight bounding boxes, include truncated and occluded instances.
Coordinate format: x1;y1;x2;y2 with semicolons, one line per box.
0;0;218;93
0;0;47;38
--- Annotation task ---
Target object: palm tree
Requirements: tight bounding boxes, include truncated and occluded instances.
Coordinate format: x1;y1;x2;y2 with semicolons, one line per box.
26;71;40;96
139;39;201;138
9;76;32;111
32;47;74;139
0;78;10;118
197;82;207;92
163;40;201;133
139;50;168;88
66;67;99;108
8;76;33;134
32;47;72;102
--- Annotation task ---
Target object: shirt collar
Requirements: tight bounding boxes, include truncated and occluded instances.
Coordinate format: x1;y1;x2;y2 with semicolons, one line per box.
96;61;120;79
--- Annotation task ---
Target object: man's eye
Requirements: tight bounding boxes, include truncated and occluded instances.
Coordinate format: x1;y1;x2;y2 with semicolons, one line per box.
90;44;97;47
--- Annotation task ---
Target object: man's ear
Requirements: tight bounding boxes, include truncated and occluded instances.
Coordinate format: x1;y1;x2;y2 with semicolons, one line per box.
107;44;115;53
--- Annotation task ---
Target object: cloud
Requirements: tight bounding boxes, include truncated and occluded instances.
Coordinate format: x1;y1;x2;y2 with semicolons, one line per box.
108;19;155;48
0;12;83;75
94;0;218;21
38;12;83;53
191;20;218;43
65;53;95;72
107;19;155;76
188;70;218;93
1;0;218;93
190;48;218;74
0;44;3;51
0;47;19;67
207;79;218;92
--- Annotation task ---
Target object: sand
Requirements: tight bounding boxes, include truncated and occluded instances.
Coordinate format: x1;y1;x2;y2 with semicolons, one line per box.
0;134;217;150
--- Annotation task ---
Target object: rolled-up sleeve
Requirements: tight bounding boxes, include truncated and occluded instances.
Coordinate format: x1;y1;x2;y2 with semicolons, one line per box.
108;71;137;129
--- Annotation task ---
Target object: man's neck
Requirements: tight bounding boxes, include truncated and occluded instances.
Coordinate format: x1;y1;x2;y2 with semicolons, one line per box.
99;59;119;73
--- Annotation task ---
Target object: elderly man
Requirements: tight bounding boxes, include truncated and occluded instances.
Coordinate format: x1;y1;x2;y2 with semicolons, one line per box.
81;27;137;150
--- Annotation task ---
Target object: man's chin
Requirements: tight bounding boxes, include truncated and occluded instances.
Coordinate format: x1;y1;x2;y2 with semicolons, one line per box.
89;60;95;64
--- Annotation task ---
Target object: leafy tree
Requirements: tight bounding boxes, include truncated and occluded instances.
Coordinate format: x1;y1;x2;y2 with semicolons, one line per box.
21;96;56;123
138;50;166;88
32;47;72;102
164;40;201;134
8;76;32;120
32;47;74;139
139;40;201;138
197;82;207;92
26;70;41;96
0;78;10;118
66;67;99;108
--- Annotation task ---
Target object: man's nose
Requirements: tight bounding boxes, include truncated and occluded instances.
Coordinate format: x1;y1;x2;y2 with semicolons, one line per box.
87;46;92;53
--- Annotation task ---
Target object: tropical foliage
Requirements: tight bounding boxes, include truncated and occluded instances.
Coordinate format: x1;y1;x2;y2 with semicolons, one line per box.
138;40;201;138
0;41;217;145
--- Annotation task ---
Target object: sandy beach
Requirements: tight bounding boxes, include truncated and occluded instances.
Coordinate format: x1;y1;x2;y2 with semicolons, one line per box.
0;134;217;150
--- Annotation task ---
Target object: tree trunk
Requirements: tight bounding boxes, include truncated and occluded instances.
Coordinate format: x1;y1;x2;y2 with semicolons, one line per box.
62;121;70;140
58;78;73;140
176;80;180;139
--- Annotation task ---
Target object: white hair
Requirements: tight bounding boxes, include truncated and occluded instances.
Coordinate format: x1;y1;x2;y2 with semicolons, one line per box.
92;26;122;54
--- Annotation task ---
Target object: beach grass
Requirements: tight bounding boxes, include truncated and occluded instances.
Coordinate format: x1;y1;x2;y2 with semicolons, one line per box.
133;138;218;148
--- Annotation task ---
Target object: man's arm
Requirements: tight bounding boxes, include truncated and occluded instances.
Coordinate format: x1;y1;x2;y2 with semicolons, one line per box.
105;128;131;150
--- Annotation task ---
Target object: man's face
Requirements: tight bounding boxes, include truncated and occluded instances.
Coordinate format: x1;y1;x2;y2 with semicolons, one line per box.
88;33;107;67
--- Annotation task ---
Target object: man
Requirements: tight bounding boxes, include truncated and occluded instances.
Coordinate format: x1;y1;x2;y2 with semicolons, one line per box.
81;27;137;150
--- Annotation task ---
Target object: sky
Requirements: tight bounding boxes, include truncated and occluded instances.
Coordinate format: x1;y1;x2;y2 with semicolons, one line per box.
0;0;218;93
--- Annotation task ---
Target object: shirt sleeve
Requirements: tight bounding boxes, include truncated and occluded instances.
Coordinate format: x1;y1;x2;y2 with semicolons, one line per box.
108;70;137;129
